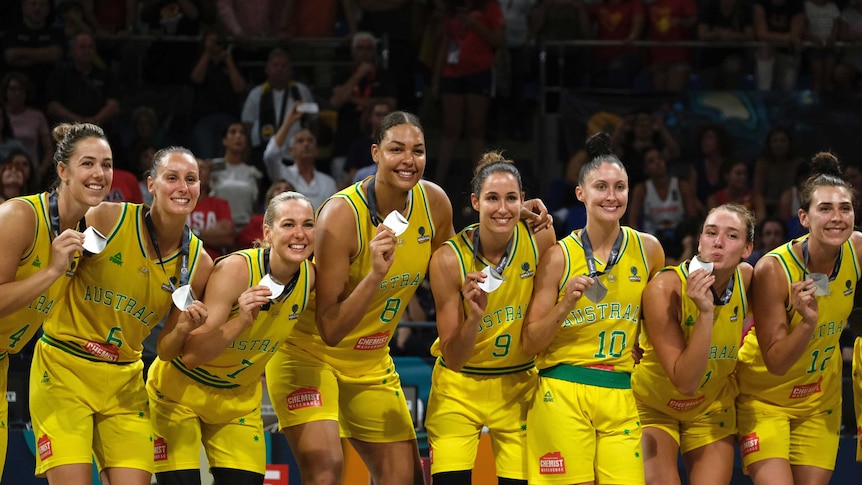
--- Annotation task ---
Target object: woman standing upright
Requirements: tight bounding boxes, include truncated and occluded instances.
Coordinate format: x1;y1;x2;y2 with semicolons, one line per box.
426;152;556;484
266;111;455;484
737;152;862;485
522;132;664;485
633;203;755;485
0;123;111;478
29;147;213;484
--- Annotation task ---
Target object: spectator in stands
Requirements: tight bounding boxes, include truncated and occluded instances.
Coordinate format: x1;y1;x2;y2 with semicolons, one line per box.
217;0;287;39
0;106;28;164
281;0;357;38
746;216;786;265
611;110;681;187
139;0;200;35
843;161;862;229
531;0;591;89
687;123;732;213
345;98;393;184
234;179;295;250
1;0;65;108
1;72;53;185
357;0;423;111
697;0;755;89
45;31;120;128
753;0;805;91
707;159;767;223
188;158;236;258
106;168;144;203
264;103;338;209
0;149;35;200
644;0;698;92
495;0;536;139
834;0;862;92
588;0;646;90
752;126;804;214
777;161;809;237
189;28;248;159
56;0;93;38
132;143;157;205
804;0;841;92
241;48;315;169
433;0;505;186
330;32;398;178
211;122;263;229
79;0;133;34
628;146;698;247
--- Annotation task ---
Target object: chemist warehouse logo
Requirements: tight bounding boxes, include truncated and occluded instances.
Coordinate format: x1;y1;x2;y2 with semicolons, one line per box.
287;387;323;411
539;452;566;474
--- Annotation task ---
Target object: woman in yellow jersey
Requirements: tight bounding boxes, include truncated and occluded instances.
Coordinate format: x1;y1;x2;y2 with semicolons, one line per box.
148;191;315;485
0;123;111;479
264;110;456;484
737;152;862;485
29;147;213;485
425;152;556;485
522;132;664;485
632;203;755;485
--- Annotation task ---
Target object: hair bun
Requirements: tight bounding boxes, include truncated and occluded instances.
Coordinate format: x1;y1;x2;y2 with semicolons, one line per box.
585;132;613;160
810;151;841;178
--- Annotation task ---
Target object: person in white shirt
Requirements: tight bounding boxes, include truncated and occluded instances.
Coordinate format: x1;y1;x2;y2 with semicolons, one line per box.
263;103;336;209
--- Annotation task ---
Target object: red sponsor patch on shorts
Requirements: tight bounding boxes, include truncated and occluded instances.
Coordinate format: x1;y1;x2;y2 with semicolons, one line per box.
789;376;822;399
287;387;323;411
539;452;566;474
353;331;390;350
739;433;760;457
666;395;705;412
83;341;119;362
37;434;52;460
154;437;168;461
586;364;615;371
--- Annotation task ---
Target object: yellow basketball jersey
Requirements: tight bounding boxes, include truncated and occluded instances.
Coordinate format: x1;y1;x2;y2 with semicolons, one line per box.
0;193;75;355
287;181;436;373
537;226;650;374
632;262;746;417
41;203;205;363
429;221;539;375
153;249;311;389
738;236;858;412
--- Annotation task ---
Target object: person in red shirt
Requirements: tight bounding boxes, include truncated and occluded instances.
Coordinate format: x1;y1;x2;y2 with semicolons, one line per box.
590;0;646;89
234;178;294;250
432;0;505;185
106;168;143;203
188;158;235;258
645;0;698;91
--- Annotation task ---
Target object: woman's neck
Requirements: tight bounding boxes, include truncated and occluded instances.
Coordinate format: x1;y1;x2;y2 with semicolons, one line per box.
148;206;187;253
56;188;88;230
476;226;512;264
370;177;409;216
802;237;841;274
583;220;621;258
268;250;301;283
